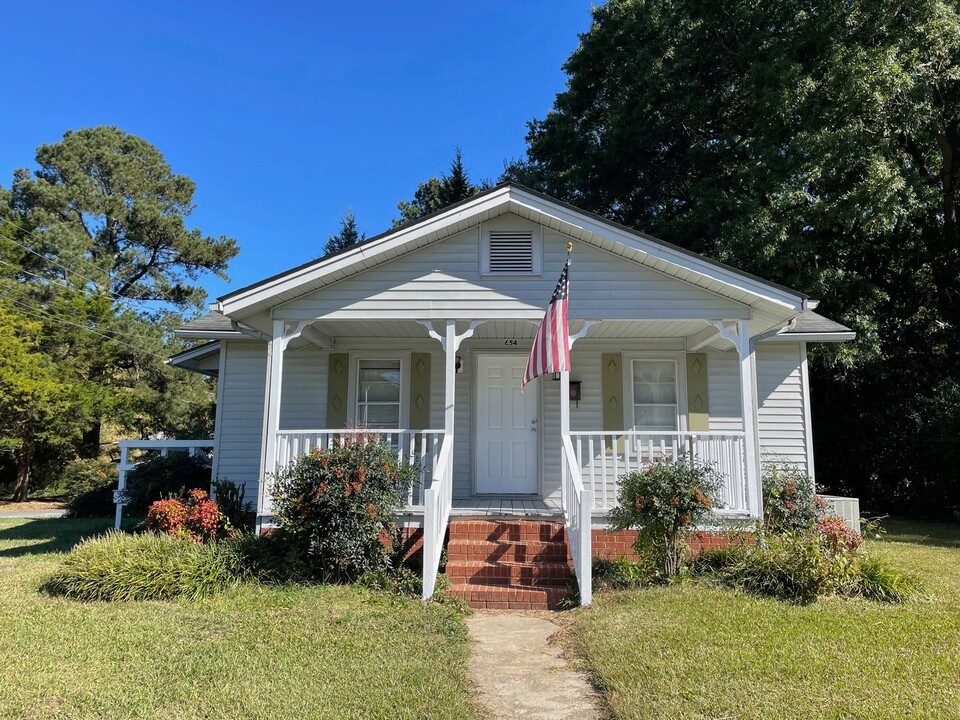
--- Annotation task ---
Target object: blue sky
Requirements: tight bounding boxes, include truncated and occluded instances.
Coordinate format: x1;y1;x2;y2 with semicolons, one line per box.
2;1;594;306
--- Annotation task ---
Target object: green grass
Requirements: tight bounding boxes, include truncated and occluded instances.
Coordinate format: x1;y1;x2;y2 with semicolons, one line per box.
575;520;960;719
0;518;482;720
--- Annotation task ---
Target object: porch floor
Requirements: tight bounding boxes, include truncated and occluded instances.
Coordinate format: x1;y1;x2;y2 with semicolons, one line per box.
450;496;563;517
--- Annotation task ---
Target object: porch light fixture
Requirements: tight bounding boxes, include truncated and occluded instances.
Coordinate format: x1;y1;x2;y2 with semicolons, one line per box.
552;372;560;381
552;374;582;407
455;355;464;374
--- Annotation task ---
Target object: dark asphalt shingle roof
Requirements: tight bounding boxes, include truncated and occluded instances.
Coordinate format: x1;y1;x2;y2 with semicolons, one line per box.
784;310;852;334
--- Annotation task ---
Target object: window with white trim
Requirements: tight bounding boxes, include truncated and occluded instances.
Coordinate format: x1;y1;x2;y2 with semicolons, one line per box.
631;359;679;431
355;360;402;429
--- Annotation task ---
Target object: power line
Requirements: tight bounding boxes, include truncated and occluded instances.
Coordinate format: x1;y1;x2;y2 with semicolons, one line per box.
0;287;172;363
0;220;185;307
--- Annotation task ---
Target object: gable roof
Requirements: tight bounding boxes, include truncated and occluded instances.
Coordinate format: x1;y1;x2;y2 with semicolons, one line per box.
177;310;243;339
216;182;811;320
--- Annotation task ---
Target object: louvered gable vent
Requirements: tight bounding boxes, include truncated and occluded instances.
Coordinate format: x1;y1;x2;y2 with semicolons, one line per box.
488;230;534;273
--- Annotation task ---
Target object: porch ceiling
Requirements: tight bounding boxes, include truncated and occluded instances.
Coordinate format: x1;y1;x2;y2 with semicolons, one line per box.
285;318;731;349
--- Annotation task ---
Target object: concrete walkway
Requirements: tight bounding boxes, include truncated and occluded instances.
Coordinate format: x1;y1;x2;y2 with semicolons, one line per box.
465;612;601;720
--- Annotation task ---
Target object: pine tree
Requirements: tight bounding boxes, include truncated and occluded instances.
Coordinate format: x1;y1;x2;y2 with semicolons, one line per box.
324;209;365;256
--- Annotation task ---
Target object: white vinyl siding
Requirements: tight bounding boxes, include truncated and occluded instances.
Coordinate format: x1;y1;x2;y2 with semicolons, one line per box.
213;341;267;504
274;213;749;321
756;343;810;473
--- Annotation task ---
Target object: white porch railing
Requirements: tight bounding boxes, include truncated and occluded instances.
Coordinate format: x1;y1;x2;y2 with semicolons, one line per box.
421;434;455;600
114;439;216;529
274;429;445;509
561;435;593;605
569;431;749;514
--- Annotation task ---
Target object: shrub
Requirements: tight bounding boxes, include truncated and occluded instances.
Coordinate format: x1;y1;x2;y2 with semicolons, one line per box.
270;438;417;582
818;514;864;553
762;463;825;534
593;556;655;590
213;479;254;530
144;489;227;542
44;531;247;601
120;453;211;516
696;518;922;604
608;460;723;578
227;530;305;584
64;459;120;518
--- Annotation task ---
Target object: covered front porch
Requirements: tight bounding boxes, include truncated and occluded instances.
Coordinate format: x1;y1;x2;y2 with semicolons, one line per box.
258;314;764;604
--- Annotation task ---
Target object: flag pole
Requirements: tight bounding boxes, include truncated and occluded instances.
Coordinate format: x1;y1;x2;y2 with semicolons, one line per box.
560;242;572;437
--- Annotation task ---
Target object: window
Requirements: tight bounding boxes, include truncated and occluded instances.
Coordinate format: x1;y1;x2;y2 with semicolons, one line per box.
631;359;679;431
355;360;401;428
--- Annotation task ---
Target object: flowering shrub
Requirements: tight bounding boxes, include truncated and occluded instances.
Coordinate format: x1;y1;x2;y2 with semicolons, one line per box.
269;437;416;582
144;489;226;542
762;463;825;534
817;514;864;553
608;460;723;578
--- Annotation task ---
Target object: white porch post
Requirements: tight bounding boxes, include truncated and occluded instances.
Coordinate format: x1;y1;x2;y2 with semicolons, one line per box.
258;319;286;531
443;320;456;435
736;319;763;518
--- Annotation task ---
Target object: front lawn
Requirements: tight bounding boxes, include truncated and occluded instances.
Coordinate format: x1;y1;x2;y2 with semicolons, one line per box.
0;518;482;720
575;520;960;719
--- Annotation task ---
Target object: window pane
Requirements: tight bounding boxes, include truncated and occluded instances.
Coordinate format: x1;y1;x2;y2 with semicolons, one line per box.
634;405;678;431
633;360;677;404
359;404;400;429
358;362;401;403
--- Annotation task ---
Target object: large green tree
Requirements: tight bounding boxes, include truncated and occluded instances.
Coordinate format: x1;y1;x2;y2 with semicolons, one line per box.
0;127;232;495
0;303;91;500
506;0;960;514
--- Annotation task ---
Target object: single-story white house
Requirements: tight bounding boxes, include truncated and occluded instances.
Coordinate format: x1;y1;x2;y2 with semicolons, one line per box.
146;182;854;607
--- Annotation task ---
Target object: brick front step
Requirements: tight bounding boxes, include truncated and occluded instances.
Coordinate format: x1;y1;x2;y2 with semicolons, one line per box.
446;539;571;563
446;583;570;610
446;559;573;587
448;519;566;544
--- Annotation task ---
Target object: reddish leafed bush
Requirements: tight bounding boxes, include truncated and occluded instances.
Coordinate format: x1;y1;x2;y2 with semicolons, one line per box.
817;514;864;553
145;489;226;542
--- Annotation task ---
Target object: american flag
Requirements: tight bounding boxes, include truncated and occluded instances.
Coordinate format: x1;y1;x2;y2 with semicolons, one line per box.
522;250;571;388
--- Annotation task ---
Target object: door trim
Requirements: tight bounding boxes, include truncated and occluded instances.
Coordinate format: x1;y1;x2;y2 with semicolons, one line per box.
472;350;542;496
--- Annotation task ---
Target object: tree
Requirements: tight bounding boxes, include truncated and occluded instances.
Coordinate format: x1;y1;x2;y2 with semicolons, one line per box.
0;127;231;491
506;0;960;514
0;303;91;500
394;148;486;226
10;126;238;311
323;209;365;256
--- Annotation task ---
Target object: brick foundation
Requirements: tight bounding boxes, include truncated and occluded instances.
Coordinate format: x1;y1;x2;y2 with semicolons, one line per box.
592;529;750;560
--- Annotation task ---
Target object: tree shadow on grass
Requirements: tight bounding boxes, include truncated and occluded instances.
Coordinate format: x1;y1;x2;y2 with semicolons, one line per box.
880;519;960;551
0;518;113;558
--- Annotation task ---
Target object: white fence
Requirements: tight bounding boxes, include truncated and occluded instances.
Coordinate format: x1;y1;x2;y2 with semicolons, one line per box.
568;431;749;514
113;439;215;529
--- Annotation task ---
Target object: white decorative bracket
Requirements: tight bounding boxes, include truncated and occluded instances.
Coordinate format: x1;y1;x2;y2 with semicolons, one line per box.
708;319;748;358
417;320;486;352
568;319;599;350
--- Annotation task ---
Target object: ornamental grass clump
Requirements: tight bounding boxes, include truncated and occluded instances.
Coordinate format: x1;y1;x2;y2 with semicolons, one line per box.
269;437;417;583
695;515;923;604
608;459;723;578
44;531;247;601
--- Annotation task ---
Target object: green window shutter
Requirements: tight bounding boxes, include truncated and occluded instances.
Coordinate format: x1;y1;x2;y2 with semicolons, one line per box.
326;353;349;428
409;353;431;429
601;353;624;432
686;353;709;432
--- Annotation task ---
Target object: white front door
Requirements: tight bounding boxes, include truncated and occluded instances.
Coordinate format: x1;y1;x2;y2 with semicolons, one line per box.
475;354;539;494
